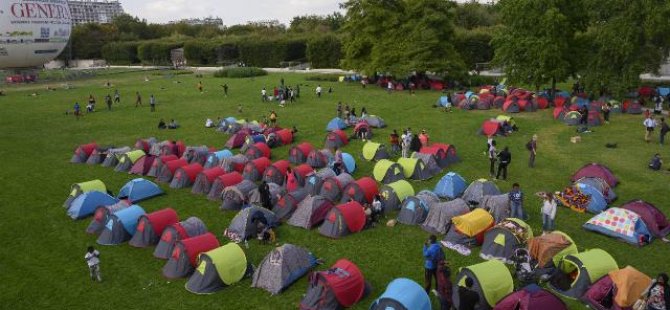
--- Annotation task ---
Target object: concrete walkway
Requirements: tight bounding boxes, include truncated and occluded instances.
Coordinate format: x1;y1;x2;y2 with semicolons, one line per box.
105;65;353;75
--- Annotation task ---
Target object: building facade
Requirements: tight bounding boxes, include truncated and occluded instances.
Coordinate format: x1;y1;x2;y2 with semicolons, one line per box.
168;17;224;27
68;0;125;25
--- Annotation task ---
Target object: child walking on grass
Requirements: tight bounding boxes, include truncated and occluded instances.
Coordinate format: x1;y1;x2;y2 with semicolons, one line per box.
540;192;557;235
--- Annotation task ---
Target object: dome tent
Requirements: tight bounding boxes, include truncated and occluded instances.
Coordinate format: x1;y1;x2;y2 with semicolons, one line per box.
274;188;309;221
251;244;318;295
583;207;652;246
398;190;440;225
64;179;107;209
319;173;354;202
421;198;470;235
397;157;435;180
549;249;618;299
434;172;468;199
223;206;278;243
204;149;233;169
306;148;334;168
129;154;156;176
480;218;533;263
169;163;204;189
452;260;514;310
70;142;97;163
304;168;336;195
243;157;272;181
581;266;652;310
154;217;208;259
162;233;220;279
249;182;285;207
289;142;314;164
324;130;349;149
571;163;618;187
621;200;670;238
319;201;366;238
101;146;132;168
263;160;290;185
156;158;188;183
114;150;146;172
379;180;415;212
462;179;501;205
373;159;404;184
493;284;567;310
299;259;368;310
220;180;258;211
129;208;179;248
191;167;227;195
67;191;119;220
146;154;178;177
340;177;379;204
117;178;164;203
85;200;130;235
362;141;390;161
206;171;244;201
185;243;250;294
288;195;335;229
97;205;146;245
370;278;431;310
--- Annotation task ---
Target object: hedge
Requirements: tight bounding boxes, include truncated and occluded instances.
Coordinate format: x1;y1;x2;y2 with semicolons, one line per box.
213;67;267;78
101;42;140;65
237;38;306;67
307;35;342;68
137;42;183;65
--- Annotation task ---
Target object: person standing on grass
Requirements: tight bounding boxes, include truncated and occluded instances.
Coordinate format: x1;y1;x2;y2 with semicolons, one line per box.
423;235;444;294
390;130;400;154
496;146;511;180
197;81;203;93
436;260;453;310
488;141;497;177
316;85;322;98
149;94;156;112
509;183;525;220
541;192;557;234
419;129;430;147
644;115;657;143
527;134;538;168
660;118;669;145
73;102;81;120
85;246;102;282
602;102;611;124
105;94;112;111
221;84;228;97
135;92;142;107
261;87;267;102
113;89;120;104
387;80;393;94
269;111;277;127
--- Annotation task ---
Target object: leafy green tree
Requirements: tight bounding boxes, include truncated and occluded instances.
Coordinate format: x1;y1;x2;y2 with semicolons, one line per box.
492;0;587;99
578;0;670;96
452;1;499;30
289;13;344;33
340;0;465;77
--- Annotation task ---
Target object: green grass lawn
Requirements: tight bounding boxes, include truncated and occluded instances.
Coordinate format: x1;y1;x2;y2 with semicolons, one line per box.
1;70;668;309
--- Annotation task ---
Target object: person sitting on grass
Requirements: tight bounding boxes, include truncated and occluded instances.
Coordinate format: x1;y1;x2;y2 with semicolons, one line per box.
158;119;166;129
167;119;179;129
0;89;5;96
205;118;214;128
649;153;663;171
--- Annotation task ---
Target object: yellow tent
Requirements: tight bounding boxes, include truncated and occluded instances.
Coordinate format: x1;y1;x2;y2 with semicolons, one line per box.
453;209;494;237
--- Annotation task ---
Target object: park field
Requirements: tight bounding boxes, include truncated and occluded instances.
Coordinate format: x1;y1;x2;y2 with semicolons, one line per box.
0;69;668;309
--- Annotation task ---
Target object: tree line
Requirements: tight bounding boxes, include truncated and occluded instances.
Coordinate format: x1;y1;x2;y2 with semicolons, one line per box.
63;0;670;95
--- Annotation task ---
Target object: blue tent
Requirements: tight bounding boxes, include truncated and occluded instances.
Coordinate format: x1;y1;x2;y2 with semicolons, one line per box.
117;178;164;203
370;278;431;310
465;91;474;99
437;96;451;107
205;149;233;167
584;207;652;246
657;87;670;97
576;183;608;213
556;90;571;98
434;172;468;199
113;204;145;235
225;116;237;124
97;204;147;245
67;191;119;219
342;152;356;174
326;117;347;131
575;97;590;108
247;134;266;145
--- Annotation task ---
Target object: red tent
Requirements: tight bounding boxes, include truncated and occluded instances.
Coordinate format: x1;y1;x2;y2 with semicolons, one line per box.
77;142;97;157
480;120;502;136
206;171;244;200
494;284;567;310
289;142;314;164
157;158;188;183
201;167;226;182
143;208;179;238
330;130;349;144
420;143;458;167
492;96;505;108
554;96;567;108
325;259;366;307
243;157;272;181
342;177;379;204
225;132;249;149
148;155;179;177
535;97;549;109
175;233;220;267
430;80;444;90
353;121;372;136
621;200;670;238
263;160;290;185
170;163;204;188
571;163;618;187
293;164;314;186
638;86;654;97
135;139;153;153
336;202;366;233
130;155;156;175
245;142;271;159
276;129;294;145
553;107;566;119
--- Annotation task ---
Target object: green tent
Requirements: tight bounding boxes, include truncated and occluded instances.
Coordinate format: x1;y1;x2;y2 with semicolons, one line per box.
397;158;432;180
373;159;404;184
362;142;389;161
551;248;618;298
496;115;516;126
455;260;513;308
119;150;146;164
380;180;415;211
552;231;578;268
185;243;248;294
64;179;107;208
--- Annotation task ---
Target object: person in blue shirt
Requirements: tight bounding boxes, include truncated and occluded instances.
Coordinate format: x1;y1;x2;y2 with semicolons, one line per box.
423;234;444;294
73;102;81;120
509;183;526;219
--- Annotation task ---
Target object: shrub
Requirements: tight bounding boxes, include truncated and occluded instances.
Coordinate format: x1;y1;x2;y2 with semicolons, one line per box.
138;42;183;65
213;67;267;78
101;42;140;65
307;35;342;68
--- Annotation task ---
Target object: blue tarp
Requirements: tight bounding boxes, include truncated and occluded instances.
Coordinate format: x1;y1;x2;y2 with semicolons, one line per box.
576;183;608;213
434;172;468;199
117;178;164;203
657;87;670;97
342;153;356;173
326;117;347;131
370;278;431;310
67;191;119;219
109;204;145;235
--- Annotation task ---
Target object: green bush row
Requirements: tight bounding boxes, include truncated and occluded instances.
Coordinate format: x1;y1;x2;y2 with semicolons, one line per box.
213;67;268;78
304;74;341;82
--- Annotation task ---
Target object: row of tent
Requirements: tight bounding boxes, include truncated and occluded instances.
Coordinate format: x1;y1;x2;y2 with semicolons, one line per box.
478;115;516;136
326;115;387;131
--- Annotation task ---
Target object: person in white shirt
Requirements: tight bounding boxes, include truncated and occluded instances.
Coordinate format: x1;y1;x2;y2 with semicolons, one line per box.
401;130;412;158
205;118;213;128
85;246;102;282
261;88;267;102
644;115;657;143
387;81;393;93
541;193;557;234
316;85;322;98
488;140;497;177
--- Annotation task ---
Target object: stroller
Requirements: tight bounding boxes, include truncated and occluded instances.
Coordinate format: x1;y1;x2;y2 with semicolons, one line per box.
513;248;555;288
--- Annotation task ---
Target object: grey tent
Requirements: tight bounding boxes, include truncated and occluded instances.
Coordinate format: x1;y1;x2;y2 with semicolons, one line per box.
480;194;511;223
154;217;208;259
373;160;405;184
149;140;170;156
379;180;415;212
191;167;227;195
134;137;157;153
101;146;131;167
169;163;204;189
181;146;209;165
360;115;386;128
146;154;179;177
273;188;309;221
220;180;258;211
421;198;470;234
462;179;501;206
219;154;249;173
185;243;249;294
319;173;354;202
129;208;179;248
479;218;533;263
162;232;220;279
398;190;440;225
114;150;146;172
223;206;278;243
86;200;130;235
206;171;245;201
248;182;284;208
96;205;145;245
86;146;113;165
304;168;336;195
252;244;318;295
288;195;335;229
412;152;442;177
306;149;334;168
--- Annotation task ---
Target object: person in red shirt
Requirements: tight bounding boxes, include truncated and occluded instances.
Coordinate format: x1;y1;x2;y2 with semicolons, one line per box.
389;130;400;154
419;129;430;147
